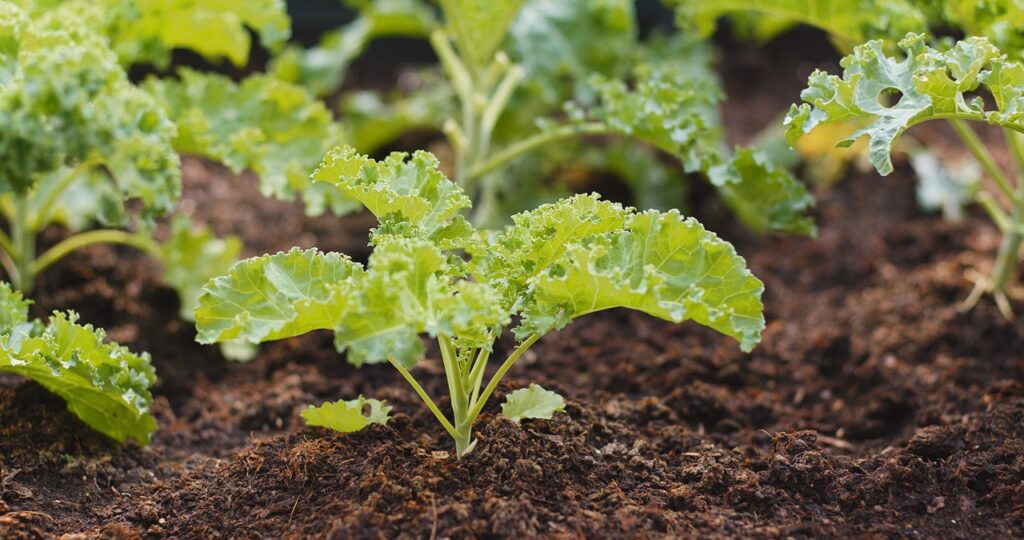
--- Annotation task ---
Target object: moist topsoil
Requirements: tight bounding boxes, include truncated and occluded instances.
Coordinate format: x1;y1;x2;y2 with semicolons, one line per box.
2;32;1023;539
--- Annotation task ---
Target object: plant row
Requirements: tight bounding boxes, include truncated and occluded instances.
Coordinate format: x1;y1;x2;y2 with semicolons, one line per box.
0;0;1022;457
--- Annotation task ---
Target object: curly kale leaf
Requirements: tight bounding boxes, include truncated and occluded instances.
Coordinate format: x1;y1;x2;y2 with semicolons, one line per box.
785;34;1024;176
144;69;351;216
0;282;156;443
0;4;179;217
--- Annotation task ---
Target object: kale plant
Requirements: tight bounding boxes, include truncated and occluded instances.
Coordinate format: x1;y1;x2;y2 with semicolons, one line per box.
0;0;342;440
195;147;765;458
786;34;1024;316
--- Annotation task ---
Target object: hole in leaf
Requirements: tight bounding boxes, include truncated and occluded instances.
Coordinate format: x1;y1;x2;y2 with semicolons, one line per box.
877;87;904;108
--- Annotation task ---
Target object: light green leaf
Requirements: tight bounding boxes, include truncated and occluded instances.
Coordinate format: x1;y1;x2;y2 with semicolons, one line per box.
195;248;364;345
144;69;353;216
313;147;471;239
0;10;180;214
501;384;565;422
332;238;446;367
785;34;1024;176
671;0;928;50
511;200;764;351
122;0;290;66
506;0;635;106
709;147;817;235
0;304;157;444
25;0;291;67
301;395;392;433
333;238;507;367
270;0;435;96
570;39;815;235
157;216;242;321
196;237;507;368
499;385;565;422
0;281;30;335
439;0;524;68
583;46;722;175
469;194;628;309
933;1;1024;62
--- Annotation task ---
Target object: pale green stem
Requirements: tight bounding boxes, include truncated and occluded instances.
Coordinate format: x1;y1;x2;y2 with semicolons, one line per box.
466;347;491;405
429;30;472;103
438;335;477;457
469;65;526;226
438;335;468;421
1008;129;1024;177
386;357;459;439
0;249;16;286
978;192;1012;233
11;194;35;294
983;130;1024;298
32;229;159;277
948;119;1016;200
0;229;16;263
989;185;1024;295
458;346;477;389
464;334;541;426
467;123;613;181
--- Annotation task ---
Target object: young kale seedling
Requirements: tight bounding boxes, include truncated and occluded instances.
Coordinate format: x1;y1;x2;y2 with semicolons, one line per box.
786;34;1024;317
195;147;766;458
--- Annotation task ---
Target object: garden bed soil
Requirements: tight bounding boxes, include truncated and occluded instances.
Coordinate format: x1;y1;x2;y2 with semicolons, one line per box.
3;32;1024;539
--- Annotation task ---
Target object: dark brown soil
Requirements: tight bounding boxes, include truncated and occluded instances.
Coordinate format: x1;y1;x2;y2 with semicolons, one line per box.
3;33;1024;539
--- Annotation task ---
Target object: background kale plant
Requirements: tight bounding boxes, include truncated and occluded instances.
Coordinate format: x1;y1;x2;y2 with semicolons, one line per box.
786;34;1024;317
0;0;347;440
675;0;1024;316
270;0;817;233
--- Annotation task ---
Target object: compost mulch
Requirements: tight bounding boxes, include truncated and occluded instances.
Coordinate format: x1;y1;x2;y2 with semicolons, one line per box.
2;34;1023;539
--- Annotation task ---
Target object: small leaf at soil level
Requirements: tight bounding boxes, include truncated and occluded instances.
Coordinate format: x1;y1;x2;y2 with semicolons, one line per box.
302;396;392;433
501;384;566;422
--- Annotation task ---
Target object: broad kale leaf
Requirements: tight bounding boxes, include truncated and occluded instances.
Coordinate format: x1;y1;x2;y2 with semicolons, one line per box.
0;283;157;443
195;248;364;345
672;0;928;50
471;195;765;351
144;69;352;216
710;148;817;235
785;34;1024;176
196;148;766;370
564;37;816;235
19;0;290;67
